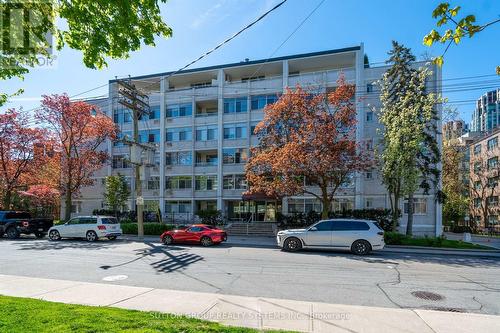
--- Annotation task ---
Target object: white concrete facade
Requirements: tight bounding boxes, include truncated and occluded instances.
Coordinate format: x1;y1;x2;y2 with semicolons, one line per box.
65;45;443;236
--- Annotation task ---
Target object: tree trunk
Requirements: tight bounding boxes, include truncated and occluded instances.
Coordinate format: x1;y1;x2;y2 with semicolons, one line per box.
390;190;400;232
64;181;72;222
320;186;330;219
3;189;12;209
406;192;414;236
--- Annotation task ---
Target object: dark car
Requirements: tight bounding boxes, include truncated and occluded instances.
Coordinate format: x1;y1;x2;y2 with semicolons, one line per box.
0;211;54;239
160;224;227;247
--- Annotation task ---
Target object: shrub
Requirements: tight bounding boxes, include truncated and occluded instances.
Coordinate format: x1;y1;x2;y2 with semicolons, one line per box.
450;225;474;233
277;209;393;231
384;232;406;245
120;223;175;235
196;210;223;226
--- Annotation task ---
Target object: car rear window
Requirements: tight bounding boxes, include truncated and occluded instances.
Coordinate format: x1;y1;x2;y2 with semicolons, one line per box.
5;212;31;219
101;217;118;224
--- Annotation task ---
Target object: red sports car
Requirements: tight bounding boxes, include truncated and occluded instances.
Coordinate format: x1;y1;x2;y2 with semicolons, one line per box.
160;224;227;246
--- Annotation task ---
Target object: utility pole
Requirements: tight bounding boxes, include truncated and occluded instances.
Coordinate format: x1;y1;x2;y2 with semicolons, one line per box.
116;79;151;239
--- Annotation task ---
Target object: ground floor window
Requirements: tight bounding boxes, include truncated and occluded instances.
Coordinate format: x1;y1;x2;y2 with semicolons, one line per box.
71;201;82;214
287;198;354;214
165;201;192;214
403;197;427;215
196;200;217;212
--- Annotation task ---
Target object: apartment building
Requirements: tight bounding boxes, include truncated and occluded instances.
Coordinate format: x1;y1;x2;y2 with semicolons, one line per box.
470;89;500;133
65;45;443;236
468;129;500;231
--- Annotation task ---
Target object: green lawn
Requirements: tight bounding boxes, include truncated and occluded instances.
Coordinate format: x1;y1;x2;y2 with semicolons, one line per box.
384;232;493;250
0;295;288;333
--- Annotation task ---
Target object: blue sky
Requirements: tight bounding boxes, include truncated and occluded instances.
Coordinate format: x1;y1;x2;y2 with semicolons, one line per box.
3;0;500;123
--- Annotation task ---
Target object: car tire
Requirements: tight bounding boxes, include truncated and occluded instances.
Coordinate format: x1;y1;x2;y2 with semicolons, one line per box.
283;237;302;252
200;236;213;247
48;230;61;241
0;232;4;238
86;230;98;242
6;227;19;239
351;240;371;255
107;236;117;241
35;232;46;239
162;235;173;245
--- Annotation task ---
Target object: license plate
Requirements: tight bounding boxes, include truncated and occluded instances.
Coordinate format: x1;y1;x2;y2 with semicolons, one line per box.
38;228;43;231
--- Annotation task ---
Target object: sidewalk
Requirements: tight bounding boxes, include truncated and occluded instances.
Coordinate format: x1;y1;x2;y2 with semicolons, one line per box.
121;234;500;257
0;273;498;333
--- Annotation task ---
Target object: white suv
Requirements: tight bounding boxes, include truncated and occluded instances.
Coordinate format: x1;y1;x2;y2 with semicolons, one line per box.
48;216;122;242
277;219;385;255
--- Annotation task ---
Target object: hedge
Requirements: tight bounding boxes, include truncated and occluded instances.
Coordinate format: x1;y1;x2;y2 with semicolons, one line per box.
120;223;177;236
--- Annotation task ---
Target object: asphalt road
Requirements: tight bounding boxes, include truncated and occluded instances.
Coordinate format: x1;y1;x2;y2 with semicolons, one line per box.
0;237;499;315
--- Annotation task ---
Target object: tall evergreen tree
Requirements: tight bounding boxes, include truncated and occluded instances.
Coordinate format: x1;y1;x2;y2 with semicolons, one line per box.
379;41;441;235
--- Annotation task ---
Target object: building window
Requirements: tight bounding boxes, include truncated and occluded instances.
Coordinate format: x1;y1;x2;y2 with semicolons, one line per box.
147;176;160;190
403;198;427;215
166;127;192;142
71;201;82;214
223;148;248;164
196;125;218;141
223;174;247;190
195;175;218;191
166;103;192;118
366;111;374;122
250;121;260;136
489;215;498;225
474;161;481;174
365;171;373;180
166;151;192;166
365;139;373;150
165;201;192;214
488;156;498;170
474;198;481;208
365;199;373;208
488;137;499;151
474;144;482;155
366;83;374;93
123;111;132;123
223;123;247;139
224;97;247;113
250;95;278;110
138;130;160;143
112;155;131;169
165;176;192;189
488;176;498;188
145;105;160;120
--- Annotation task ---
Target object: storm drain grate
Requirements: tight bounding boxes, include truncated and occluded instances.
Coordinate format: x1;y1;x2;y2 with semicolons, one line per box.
425;307;465;313
411;291;444;301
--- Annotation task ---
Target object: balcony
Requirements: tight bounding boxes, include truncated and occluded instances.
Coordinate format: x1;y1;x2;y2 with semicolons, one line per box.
195;100;218;118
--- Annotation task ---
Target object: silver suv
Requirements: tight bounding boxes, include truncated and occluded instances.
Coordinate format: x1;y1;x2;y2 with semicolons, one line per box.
277;219;385;255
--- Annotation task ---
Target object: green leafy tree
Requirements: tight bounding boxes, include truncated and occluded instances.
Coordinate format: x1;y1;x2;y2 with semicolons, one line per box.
442;138;469;226
103;174;130;215
378;41;441;235
0;1;172;106
424;2;500;74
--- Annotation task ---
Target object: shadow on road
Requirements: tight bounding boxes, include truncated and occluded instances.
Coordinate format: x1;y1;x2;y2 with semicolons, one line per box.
98;242;204;274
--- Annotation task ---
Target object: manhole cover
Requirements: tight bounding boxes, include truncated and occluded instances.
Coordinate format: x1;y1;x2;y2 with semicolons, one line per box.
411;291;444;301
102;275;128;282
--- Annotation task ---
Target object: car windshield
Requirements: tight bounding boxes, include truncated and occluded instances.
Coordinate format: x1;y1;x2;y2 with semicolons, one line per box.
101;217;118;224
373;222;383;230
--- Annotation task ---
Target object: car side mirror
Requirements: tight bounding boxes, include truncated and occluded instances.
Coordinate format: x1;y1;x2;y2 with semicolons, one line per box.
309;226;318;231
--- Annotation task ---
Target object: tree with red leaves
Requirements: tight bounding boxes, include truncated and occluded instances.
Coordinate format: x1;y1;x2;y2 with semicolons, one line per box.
37;94;117;221
0;110;47;209
245;75;372;219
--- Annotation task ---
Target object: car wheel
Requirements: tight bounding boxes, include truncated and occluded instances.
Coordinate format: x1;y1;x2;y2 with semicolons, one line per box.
351;240;371;255
35;232;46;239
283;237;302;252
200;236;213;247
86;230;98;242
107;236;117;241
0;232;4;238
6;227;19;239
162;235;173;245
49;230;61;241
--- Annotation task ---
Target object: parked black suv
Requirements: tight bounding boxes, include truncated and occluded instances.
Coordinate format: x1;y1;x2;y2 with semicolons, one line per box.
0;211;54;239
